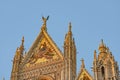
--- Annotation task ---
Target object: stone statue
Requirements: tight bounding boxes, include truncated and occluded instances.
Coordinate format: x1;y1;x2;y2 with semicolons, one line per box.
42;16;49;25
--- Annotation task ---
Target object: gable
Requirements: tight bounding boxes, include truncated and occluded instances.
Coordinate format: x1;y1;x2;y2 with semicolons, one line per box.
77;69;93;80
23;27;64;67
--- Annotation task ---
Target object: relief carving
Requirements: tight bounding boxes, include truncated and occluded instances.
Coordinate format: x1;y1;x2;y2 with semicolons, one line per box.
29;42;55;64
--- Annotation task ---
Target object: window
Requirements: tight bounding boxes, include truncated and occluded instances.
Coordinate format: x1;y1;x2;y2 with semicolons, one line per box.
101;66;105;80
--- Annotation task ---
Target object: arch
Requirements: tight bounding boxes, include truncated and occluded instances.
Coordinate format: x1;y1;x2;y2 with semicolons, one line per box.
101;66;105;76
101;66;105;80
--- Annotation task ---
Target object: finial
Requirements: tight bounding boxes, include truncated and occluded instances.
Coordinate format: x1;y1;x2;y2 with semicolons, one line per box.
101;39;104;45
42;16;49;25
81;58;85;69
41;16;49;31
68;22;72;32
22;36;24;46
19;36;24;52
99;39;106;47
67;22;72;36
99;39;107;52
94;50;97;60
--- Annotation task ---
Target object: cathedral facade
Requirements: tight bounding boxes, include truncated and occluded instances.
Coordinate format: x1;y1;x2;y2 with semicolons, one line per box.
11;17;120;80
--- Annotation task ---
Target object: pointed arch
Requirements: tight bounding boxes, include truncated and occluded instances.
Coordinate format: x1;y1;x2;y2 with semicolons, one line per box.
101;66;105;77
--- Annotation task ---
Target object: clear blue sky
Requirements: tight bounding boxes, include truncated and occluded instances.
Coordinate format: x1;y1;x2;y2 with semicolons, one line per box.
0;0;120;79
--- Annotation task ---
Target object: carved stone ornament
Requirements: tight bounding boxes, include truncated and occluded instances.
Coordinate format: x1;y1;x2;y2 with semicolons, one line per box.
29;42;55;64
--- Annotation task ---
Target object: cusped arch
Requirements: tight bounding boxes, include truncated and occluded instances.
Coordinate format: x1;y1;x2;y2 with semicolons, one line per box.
37;75;54;80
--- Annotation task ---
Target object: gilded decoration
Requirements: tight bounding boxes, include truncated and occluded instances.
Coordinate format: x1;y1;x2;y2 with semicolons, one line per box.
11;17;120;80
26;39;59;67
78;72;92;80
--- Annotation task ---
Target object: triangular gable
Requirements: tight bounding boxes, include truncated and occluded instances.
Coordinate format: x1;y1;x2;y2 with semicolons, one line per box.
77;68;93;80
22;27;64;67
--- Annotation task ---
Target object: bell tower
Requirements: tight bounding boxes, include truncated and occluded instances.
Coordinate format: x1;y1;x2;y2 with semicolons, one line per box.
93;40;119;80
64;23;76;80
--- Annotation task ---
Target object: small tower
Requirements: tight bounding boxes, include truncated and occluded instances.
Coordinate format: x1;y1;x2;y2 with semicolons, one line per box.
64;22;76;80
93;50;98;80
93;40;119;80
11;37;24;80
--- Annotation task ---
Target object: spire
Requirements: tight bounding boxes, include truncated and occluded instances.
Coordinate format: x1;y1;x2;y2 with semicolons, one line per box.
64;22;76;80
64;22;73;46
81;58;85;69
41;16;49;31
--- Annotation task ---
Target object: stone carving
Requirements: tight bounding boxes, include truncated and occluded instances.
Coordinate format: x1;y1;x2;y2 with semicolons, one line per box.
29;42;55;64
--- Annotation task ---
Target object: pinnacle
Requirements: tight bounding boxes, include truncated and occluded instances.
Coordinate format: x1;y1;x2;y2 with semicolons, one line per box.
69;22;72;32
67;22;73;37
94;50;97;60
22;36;24;46
101;39;104;45
81;58;85;69
98;39;107;52
94;50;97;53
19;36;24;52
99;39;106;48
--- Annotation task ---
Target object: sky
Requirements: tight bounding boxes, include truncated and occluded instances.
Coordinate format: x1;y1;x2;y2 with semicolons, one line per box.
0;0;120;79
